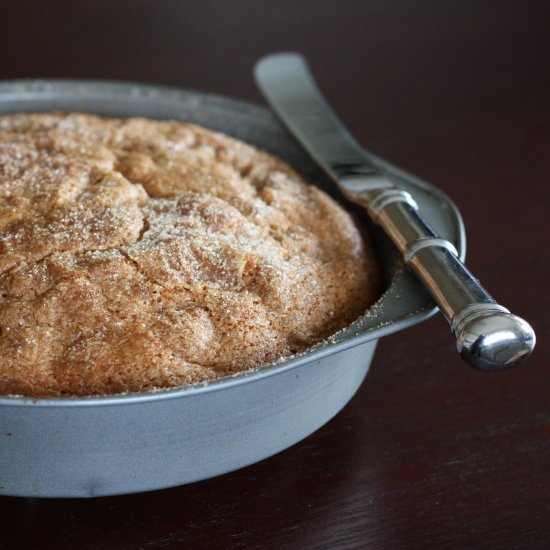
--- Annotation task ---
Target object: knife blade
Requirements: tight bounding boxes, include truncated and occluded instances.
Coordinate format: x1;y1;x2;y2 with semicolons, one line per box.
254;52;535;371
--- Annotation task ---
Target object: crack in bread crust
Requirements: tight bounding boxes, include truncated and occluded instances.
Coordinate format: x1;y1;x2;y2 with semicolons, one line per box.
0;113;380;397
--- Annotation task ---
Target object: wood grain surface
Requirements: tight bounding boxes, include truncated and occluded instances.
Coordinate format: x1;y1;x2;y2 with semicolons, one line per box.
1;1;549;548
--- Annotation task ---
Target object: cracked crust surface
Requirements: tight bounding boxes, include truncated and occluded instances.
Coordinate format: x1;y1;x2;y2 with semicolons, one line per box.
0;113;380;397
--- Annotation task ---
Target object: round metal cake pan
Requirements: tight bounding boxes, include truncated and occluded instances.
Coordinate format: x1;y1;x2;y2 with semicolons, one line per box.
0;81;465;498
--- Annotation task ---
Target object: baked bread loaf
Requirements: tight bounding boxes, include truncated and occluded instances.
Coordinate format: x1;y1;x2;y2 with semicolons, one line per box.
0;113;380;397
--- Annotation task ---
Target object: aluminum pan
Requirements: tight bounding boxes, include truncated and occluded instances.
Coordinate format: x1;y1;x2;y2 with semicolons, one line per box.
0;81;465;496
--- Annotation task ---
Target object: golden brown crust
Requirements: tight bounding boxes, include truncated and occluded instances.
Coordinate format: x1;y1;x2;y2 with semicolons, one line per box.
0;113;380;397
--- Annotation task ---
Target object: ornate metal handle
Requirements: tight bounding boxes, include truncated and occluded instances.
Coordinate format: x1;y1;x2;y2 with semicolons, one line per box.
357;186;535;370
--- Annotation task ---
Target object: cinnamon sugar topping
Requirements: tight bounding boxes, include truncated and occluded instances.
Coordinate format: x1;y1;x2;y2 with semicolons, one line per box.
0;113;379;396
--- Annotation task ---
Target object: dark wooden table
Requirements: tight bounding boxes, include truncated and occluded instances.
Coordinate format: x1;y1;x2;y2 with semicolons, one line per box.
1;1;549;548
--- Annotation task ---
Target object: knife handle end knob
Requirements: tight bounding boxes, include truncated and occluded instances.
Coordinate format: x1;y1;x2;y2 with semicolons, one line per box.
454;306;536;371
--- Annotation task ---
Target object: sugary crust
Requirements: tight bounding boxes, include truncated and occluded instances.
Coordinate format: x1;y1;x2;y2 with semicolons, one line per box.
0;113;380;396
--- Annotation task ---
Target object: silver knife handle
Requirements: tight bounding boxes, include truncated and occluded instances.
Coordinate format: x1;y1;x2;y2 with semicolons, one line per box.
357;186;535;370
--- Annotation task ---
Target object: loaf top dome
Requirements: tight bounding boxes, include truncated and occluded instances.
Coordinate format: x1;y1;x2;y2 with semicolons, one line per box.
0;113;379;397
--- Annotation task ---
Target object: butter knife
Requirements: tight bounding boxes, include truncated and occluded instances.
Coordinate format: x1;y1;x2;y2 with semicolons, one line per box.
254;52;535;371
